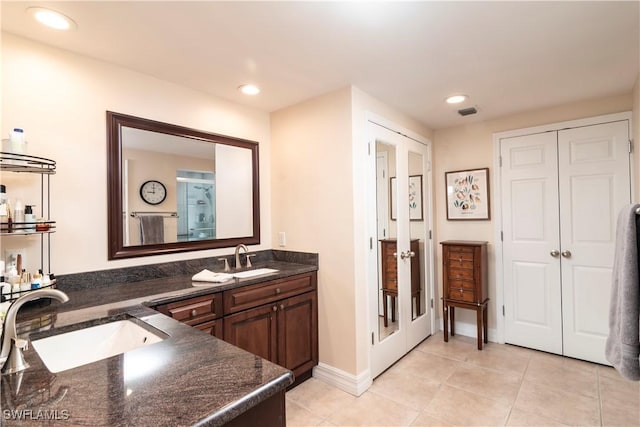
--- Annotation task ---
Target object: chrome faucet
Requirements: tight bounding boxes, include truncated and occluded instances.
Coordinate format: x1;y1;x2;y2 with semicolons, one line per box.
0;289;69;374
234;244;249;269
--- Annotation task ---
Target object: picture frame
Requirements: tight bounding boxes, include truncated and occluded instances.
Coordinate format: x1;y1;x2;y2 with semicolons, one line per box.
390;175;424;221
445;168;490;220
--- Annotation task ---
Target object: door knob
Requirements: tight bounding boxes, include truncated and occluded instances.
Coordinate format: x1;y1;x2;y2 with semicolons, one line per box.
400;251;415;259
561;250;572;258
550;250;560;257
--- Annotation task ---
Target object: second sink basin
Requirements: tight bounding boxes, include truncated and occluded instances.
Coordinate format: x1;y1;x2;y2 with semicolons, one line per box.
32;318;166;373
232;268;279;279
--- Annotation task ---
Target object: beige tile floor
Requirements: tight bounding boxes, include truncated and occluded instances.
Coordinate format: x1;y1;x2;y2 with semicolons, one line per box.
286;333;640;426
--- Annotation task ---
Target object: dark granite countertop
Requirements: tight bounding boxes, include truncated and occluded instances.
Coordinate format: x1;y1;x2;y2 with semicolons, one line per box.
1;252;318;426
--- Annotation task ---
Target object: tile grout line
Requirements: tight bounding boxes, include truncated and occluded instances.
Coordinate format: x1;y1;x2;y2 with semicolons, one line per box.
503;349;533;426
596;367;604;427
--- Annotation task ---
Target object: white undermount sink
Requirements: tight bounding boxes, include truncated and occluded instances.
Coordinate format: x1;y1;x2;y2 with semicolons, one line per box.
232;268;279;279
32;319;166;373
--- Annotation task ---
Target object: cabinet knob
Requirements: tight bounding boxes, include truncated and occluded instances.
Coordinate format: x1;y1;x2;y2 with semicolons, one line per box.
275;288;281;295
550;250;560;257
191;309;197;317
272;305;278;312
280;304;285;311
561;250;572;258
459;290;463;296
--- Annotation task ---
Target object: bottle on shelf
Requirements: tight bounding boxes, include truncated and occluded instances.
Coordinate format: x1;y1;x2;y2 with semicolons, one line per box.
25;205;36;230
9;128;26;154
14;199;24;224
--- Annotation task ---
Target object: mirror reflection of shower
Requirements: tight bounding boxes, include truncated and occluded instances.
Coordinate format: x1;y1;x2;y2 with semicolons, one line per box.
176;170;215;241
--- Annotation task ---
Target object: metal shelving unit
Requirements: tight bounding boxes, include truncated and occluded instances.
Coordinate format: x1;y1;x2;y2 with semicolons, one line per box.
0;152;56;273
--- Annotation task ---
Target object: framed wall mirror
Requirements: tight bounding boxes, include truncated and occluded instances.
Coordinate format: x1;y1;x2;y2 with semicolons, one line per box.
107;111;260;260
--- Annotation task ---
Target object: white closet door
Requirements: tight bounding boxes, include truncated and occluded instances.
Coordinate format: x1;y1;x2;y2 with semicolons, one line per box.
558;120;631;364
501;131;563;354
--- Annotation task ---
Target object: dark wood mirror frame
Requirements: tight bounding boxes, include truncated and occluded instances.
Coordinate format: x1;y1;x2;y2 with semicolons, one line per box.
107;111;260;260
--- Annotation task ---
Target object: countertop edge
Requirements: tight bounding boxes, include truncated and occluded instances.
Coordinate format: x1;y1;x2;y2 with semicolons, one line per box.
194;371;294;427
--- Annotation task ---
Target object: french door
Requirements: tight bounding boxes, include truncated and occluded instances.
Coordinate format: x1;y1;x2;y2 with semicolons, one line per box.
501;118;631;364
368;121;432;378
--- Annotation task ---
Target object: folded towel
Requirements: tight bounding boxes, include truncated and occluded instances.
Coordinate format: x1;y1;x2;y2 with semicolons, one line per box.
192;269;233;283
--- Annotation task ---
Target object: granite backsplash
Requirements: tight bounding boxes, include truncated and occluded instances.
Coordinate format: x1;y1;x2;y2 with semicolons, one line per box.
55;249;318;292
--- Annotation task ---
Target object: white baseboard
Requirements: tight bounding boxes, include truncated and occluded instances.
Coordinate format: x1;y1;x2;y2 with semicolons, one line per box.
312;363;371;397
438;318;498;343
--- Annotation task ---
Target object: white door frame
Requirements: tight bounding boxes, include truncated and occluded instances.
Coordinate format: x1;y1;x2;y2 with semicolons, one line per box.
365;112;436;377
492;111;633;344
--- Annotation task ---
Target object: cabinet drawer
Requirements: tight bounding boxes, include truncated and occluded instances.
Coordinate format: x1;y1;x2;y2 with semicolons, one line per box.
156;293;223;326
224;273;316;314
448;288;475;303
194;319;224;339
447;267;474;281
448;279;475;290
447;257;474;269
448;245;475;254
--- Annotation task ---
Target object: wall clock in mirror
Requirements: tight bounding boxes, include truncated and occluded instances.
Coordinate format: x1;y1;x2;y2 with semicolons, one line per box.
140;180;167;205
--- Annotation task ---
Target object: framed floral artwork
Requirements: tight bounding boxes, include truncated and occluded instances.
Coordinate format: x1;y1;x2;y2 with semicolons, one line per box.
445;168;490;220
390;175;423;221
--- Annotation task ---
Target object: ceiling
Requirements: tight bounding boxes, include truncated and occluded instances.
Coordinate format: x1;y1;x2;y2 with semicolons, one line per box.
1;1;638;130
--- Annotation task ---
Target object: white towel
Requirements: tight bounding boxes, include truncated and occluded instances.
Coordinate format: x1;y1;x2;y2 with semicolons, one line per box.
192;269;233;283
605;203;640;381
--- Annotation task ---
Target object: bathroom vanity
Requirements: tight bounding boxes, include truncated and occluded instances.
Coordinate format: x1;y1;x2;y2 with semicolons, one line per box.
1;251;318;426
154;271;318;385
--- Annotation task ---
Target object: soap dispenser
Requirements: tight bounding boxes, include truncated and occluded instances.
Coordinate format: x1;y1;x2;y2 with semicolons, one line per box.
24;205;35;230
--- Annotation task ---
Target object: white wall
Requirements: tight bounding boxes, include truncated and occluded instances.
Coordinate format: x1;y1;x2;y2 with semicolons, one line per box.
270;86;433;380
432;92;633;335
350;87;432;375
271;87;356;373
1;33;272;274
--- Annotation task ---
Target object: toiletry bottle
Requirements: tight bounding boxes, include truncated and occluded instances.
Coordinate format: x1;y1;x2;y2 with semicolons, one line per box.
0;276;9;302
0;185;7;221
25;205;36;230
31;273;41;290
13;199;24;227
9;128;25;154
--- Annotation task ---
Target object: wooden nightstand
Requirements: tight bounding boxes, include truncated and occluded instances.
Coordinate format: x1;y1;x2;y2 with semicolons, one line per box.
441;240;489;350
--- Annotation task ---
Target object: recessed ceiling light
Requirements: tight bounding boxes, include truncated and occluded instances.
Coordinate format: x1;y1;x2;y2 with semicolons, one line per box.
446;95;468;104
238;84;260;95
27;7;77;30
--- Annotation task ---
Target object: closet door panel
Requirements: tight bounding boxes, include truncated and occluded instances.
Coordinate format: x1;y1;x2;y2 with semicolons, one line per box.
501;132;563;353
558;120;631;364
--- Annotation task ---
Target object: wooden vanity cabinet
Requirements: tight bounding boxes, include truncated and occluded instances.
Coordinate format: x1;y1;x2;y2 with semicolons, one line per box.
223;272;318;382
155;271;318;385
155;293;224;339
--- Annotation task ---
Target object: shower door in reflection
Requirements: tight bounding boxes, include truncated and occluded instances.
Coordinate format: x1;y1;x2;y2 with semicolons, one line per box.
176;170;216;241
369;121;432;379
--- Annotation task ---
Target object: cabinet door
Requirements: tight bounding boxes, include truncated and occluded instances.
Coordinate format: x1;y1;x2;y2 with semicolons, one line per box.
276;292;318;377
224;303;278;362
194;319;224;340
